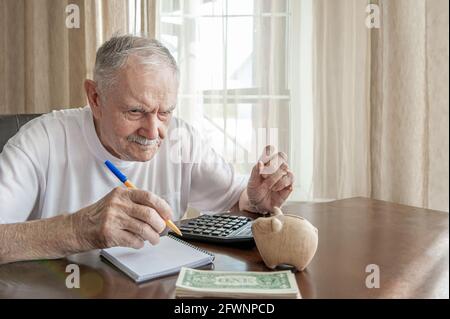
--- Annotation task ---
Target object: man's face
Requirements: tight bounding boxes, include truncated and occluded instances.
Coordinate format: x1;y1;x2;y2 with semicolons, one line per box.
91;56;178;162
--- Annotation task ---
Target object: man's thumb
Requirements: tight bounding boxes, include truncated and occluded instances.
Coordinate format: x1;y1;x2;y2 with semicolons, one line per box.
251;161;263;180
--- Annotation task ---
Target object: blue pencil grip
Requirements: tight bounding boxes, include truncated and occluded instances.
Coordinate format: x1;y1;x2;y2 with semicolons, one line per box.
104;160;128;183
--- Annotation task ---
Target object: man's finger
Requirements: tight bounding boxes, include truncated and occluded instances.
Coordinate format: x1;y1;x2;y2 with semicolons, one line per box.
125;204;166;234
263;168;288;189
259;145;277;164
277;185;293;202
259;146;288;165
270;185;293;208
120;214;161;245
259;145;284;164
127;189;173;221
250;161;264;181
261;159;288;178
117;230;145;249
272;172;294;192
260;153;288;176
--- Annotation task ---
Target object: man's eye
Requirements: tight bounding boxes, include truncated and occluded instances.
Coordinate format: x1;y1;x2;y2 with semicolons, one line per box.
128;109;145;117
125;109;145;120
158;110;174;119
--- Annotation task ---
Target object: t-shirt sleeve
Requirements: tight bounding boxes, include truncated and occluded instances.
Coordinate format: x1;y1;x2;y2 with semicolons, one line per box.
188;142;248;212
0;143;41;223
0;118;49;224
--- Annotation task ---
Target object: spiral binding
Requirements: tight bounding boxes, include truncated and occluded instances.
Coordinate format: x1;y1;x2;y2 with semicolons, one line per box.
168;234;215;260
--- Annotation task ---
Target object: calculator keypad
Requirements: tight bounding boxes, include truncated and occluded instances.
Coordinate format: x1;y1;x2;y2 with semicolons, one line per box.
177;214;253;240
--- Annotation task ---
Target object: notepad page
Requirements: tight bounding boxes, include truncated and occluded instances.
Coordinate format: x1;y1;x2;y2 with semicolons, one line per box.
101;236;213;282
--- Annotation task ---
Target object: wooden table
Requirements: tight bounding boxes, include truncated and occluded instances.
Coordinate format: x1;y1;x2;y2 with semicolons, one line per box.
0;197;448;298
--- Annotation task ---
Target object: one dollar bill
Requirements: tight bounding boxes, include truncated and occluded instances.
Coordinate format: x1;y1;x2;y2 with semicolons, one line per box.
175;267;301;299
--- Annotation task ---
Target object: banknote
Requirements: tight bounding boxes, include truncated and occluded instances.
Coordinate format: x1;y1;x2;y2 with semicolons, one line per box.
175;267;301;298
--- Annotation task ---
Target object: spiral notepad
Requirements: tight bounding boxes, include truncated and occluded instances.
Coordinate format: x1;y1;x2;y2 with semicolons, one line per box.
100;235;215;283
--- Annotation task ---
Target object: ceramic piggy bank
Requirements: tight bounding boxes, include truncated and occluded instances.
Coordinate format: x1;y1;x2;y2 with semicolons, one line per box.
252;207;318;271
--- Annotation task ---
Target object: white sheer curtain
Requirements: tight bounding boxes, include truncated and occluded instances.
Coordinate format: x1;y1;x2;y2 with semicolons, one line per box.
157;0;290;177
156;0;372;202
289;0;314;201
310;0;372;200
155;0;448;210
289;0;371;201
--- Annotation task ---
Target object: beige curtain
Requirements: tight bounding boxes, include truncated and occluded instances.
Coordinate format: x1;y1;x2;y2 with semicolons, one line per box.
0;0;157;115
311;0;372;200
371;0;449;212
310;0;449;211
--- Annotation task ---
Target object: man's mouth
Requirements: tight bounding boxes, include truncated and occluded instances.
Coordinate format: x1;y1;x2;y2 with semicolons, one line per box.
127;135;160;147
131;141;160;151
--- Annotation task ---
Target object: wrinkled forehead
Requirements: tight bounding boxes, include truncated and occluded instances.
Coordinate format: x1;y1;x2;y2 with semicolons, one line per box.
114;56;179;106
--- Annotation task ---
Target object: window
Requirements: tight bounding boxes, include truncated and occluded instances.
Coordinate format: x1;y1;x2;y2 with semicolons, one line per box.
157;0;291;175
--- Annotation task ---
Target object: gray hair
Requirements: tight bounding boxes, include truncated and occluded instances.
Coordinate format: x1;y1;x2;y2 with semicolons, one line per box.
93;35;179;93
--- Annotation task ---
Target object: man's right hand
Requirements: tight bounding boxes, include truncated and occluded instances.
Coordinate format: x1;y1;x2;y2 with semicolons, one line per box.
70;187;174;250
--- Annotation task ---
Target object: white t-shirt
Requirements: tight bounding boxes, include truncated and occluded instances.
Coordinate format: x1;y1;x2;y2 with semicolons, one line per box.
0;106;247;223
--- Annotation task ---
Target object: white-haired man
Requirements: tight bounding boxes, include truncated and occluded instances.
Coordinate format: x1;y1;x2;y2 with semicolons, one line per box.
0;35;294;264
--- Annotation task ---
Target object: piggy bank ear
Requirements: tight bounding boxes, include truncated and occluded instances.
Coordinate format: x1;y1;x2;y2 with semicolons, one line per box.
273;207;283;216
253;218;272;234
271;217;283;232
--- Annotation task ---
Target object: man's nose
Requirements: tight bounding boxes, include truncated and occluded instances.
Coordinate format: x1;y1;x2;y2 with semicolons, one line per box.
138;114;160;140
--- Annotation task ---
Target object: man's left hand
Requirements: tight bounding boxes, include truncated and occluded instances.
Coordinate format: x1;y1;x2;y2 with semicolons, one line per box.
243;145;294;213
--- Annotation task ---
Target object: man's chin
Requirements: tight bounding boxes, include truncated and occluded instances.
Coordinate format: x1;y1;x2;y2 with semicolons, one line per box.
127;143;159;162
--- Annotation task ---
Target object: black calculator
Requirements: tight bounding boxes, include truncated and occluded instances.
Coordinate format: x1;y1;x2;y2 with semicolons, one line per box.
169;213;254;244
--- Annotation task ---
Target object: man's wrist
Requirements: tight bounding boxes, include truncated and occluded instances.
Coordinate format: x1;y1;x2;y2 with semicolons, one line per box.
238;189;261;213
57;212;87;255
47;213;82;257
68;209;98;253
0;213;86;264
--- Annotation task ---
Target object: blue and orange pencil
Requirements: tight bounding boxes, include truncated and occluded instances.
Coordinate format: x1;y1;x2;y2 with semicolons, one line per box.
104;160;182;236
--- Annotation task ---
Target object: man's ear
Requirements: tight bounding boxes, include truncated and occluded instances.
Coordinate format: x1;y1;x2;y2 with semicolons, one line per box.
84;79;102;119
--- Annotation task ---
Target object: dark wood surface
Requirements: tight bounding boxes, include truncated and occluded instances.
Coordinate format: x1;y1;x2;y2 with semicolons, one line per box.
0;197;448;298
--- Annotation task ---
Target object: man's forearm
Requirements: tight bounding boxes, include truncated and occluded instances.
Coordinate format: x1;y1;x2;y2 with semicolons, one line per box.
0;214;82;265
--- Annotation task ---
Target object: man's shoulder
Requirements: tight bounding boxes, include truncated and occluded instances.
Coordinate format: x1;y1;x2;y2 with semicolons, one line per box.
8;107;88;149
33;107;86;127
169;116;204;139
168;116;218;163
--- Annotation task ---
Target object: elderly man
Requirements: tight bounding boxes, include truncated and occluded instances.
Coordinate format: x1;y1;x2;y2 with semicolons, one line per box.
0;35;294;264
